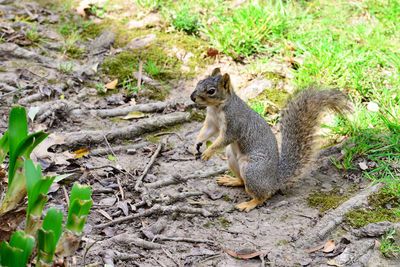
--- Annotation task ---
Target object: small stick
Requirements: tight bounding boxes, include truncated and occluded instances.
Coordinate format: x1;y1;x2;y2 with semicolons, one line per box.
93;204;213;229
103;134;135;185
151;255;167;267
145;166;229;189
62;185;69;206
162;248;183;267
135;142;163;192
137;60;143;90
153;235;214;244
154;132;183;140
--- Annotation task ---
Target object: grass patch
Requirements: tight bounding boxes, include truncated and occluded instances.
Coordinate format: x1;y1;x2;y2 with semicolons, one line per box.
170;5;200;35
381;228;400;258
202;1;294;58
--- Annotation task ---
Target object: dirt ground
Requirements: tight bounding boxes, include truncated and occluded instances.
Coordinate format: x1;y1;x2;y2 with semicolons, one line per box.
1;1;399;266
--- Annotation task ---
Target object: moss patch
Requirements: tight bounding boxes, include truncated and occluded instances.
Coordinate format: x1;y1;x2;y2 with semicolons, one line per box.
344;190;400;228
307;189;349;213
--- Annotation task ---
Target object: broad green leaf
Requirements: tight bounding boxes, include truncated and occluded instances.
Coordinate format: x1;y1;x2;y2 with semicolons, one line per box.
66;199;92;233
25;159;43;215
70;183;91;202
0;158;26;214
0;131;9;164
8;130;49;184
25;160;55;216
0;230;35;267
65;184;92;232
37;207;63;264
42;207;63;243
8;107;28;184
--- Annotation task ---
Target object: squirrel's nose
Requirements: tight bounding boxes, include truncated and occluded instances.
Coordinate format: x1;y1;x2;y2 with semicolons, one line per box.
190;92;196;102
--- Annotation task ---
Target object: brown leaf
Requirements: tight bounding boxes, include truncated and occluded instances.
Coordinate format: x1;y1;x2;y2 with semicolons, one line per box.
105;79;118;90
304;243;324;254
323;240;336;253
222;248;269;259
206;47;219;57
72;148;90;158
97;209;113;221
32;133;74;165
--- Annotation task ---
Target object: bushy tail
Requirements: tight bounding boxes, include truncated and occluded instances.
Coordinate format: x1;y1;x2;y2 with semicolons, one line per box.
278;88;349;182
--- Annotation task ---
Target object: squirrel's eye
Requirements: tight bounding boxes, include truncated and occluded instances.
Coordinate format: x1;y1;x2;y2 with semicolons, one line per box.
207;89;215;95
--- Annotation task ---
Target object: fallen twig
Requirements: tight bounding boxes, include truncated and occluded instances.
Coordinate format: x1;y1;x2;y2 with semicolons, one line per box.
145;166;229;189
102;249;140;264
154;132;183;140
135;142;163;192
102;234;163;249
162;248;183;267
156;191;203;205
153;235;214;244
93;204;214;229
90;141;149;156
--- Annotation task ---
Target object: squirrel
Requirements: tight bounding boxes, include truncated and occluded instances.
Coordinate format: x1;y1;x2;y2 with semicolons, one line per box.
190;68;349;212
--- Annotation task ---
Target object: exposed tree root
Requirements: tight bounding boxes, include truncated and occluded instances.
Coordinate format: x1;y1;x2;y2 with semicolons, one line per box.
63;112;191;148
296;183;382;248
145;166;229;189
93;204;214;229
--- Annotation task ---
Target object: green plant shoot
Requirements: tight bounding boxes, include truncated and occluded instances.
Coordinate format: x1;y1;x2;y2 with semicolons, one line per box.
0;107;49;215
0;230;35;267
66;183;93;233
37;207;63;265
25;159;56;235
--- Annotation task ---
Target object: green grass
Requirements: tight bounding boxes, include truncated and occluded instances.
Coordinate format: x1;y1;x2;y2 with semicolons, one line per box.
381;229;400;258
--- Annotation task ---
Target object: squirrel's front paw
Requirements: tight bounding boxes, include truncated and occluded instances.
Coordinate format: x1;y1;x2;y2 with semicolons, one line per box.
201;148;214;162
193;142;203;159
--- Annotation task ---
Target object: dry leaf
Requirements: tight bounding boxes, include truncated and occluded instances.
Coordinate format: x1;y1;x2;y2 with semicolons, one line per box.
222;248;269;259
122;111;146;120
72;147;90;158
206;47;219;57
105;79;118;90
327;259;342;267
323;240;336;253
97;209;113;221
32;133;74;165
304;243;324;254
358;161;368;170
118;201;129;216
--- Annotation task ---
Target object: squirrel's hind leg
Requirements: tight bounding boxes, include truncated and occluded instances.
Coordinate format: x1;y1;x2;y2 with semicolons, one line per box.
217;145;244;187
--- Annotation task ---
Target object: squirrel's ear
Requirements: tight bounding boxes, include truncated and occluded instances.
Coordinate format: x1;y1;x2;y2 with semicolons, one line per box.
211;68;221;76
220;73;231;93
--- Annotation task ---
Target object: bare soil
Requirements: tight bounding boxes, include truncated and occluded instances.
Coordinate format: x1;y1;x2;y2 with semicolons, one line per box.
0;1;399;266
